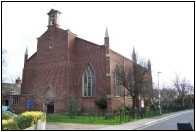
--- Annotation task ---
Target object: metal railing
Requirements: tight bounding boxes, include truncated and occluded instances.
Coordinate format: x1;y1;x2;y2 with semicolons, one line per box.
47;107;187;124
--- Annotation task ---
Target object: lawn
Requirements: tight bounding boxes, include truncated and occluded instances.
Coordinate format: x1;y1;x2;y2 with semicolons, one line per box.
46;109;172;125
46;114;136;125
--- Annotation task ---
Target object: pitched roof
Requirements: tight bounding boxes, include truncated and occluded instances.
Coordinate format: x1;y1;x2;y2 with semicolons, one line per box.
2;83;21;93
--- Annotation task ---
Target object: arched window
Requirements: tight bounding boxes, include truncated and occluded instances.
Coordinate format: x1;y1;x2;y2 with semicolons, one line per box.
82;63;95;97
128;70;132;97
114;66;120;96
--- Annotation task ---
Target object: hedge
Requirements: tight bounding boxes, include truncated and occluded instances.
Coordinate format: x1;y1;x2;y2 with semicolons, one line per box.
2;114;15;120
2;111;46;130
2;118;19;130
14;115;33;130
21;111;46;126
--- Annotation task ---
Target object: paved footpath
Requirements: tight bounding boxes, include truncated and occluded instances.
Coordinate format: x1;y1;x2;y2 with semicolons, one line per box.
46;109;193;130
98;109;193;130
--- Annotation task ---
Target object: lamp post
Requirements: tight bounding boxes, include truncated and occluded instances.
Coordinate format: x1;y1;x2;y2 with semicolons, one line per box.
158;72;162;115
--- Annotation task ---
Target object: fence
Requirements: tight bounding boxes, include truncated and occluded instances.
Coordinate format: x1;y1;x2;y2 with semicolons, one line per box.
47;107;177;124
117;107;172;123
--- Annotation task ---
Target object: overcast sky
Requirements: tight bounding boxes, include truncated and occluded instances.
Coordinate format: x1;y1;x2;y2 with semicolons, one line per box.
2;2;194;86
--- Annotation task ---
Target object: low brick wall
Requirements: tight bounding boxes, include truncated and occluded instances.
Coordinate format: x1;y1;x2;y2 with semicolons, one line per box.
24;124;36;130
24;120;46;130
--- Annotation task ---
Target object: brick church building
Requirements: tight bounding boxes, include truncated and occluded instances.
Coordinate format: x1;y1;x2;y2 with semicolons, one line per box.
15;9;152;114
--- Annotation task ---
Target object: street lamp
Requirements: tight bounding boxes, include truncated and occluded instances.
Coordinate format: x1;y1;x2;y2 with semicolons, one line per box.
158;72;162;115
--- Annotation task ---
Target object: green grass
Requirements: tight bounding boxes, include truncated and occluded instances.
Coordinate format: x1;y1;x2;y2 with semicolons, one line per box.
46;114;136;125
46;110;172;125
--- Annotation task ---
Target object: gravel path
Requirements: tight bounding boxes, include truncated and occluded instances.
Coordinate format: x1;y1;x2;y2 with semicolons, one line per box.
46;122;110;130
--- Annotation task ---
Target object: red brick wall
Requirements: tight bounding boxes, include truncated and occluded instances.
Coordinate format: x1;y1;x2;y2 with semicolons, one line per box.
110;50;133;110
21;25;71;113
20;25;149;114
11;95;43;114
75;38;108;114
21;25;110;114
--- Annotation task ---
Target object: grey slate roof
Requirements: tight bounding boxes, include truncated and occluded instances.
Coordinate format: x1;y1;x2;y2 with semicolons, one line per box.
2;83;21;93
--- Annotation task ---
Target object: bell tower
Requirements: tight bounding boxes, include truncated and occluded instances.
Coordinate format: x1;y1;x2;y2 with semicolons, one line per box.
47;9;61;27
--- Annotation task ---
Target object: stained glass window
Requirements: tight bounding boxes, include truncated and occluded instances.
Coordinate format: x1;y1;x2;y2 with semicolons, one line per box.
83;63;95;97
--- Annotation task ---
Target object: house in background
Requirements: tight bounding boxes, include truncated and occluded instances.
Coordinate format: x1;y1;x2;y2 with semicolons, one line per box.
2;77;21;107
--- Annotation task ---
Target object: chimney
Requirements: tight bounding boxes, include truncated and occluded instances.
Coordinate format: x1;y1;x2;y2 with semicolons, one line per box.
15;77;21;85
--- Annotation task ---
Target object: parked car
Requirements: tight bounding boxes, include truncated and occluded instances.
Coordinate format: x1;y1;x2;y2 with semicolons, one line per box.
2;106;16;114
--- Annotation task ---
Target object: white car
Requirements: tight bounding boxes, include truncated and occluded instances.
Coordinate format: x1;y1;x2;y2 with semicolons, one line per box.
2;106;16;114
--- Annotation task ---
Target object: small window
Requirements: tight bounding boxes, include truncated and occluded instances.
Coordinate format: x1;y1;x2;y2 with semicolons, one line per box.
12;92;19;95
10;91;18;95
12;97;20;105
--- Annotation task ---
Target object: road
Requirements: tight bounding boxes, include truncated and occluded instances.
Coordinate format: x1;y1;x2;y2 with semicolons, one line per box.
138;109;194;130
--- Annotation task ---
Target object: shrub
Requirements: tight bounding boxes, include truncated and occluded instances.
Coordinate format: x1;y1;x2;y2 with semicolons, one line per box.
105;115;114;120
2;111;45;130
113;109;119;115
2;114;15;120
2;118;19;130
118;104;132;111
14;115;33;130
94;98;107;109
150;104;155;109
124;105;132;111
21;111;46;126
67;94;81;118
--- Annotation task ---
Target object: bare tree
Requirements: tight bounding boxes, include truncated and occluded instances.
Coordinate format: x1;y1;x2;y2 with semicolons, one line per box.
172;73;191;106
187;85;194;95
143;83;158;108
160;84;177;107
116;53;151;110
2;49;7;82
31;80;67;113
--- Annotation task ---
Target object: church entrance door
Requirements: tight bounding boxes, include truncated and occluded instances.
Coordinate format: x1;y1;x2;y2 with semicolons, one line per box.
47;102;54;114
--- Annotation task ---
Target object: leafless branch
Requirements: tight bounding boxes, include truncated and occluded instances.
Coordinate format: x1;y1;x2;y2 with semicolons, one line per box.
171;73;192;106
115;55;151;109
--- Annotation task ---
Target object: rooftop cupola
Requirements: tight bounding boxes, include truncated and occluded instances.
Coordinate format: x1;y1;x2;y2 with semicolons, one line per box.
47;9;61;27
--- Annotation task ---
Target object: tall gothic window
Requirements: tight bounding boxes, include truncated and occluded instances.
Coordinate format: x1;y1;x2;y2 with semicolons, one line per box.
128;70;132;97
82;63;95;97
114;66;120;96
